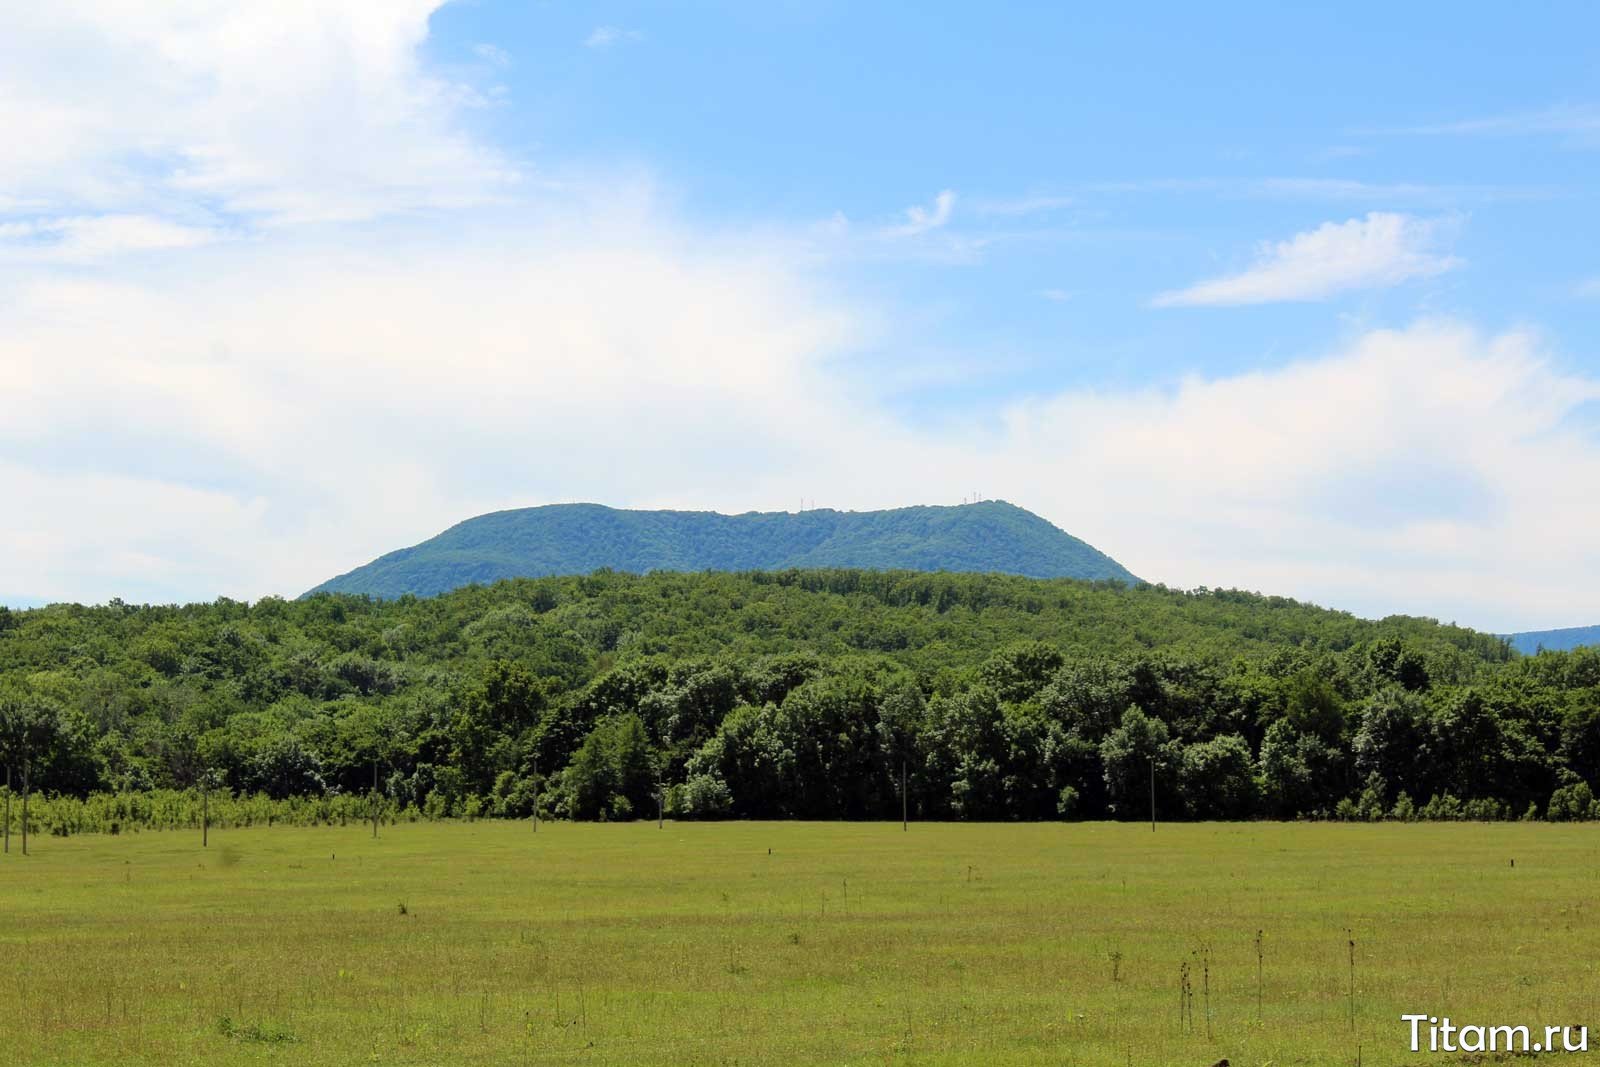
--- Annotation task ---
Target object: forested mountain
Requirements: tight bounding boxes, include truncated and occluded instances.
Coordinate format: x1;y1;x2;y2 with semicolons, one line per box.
9;568;1600;828
1507;625;1600;655
306;501;1140;598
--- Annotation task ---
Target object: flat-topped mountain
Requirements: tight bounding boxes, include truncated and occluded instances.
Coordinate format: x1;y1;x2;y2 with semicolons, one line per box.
306;500;1141;599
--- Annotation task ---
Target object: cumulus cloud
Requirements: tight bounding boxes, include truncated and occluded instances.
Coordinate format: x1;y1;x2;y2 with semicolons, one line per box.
967;324;1600;629
0;214;867;602
6;233;1600;631
4;4;1597;636
1154;212;1461;306
0;2;517;225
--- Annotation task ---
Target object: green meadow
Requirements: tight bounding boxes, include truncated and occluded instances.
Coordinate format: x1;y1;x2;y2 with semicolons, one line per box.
2;821;1597;1066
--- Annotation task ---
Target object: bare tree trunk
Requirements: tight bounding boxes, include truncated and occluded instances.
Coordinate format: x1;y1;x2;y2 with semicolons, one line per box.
202;782;209;849
3;764;10;854
1149;757;1156;833
372;759;379;839
532;758;539;834
21;759;29;857
902;760;908;832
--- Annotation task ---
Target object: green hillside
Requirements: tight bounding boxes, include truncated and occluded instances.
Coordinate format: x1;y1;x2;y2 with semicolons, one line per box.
305;501;1140;598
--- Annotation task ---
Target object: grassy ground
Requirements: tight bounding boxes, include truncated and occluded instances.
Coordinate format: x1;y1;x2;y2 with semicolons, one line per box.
1;821;1597;1066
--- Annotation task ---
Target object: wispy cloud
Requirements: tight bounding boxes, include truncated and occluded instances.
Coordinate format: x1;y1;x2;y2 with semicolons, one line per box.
1309;145;1371;163
1153;212;1462;307
973;194;1074;218
473;43;511;68
1578;277;1600;299
1359;104;1600;153
0;215;220;263
1074;176;1532;205
586;26;643;48
805;195;988;267
883;190;955;237
1248;178;1443;201
1375;104;1600;142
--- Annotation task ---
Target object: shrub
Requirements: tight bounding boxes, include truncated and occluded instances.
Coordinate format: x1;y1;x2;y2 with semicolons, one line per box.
1547;780;1597;822
1419;793;1464;821
1460;797;1506;822
1056;786;1080;819
676;773;732;819
1389;792;1416;821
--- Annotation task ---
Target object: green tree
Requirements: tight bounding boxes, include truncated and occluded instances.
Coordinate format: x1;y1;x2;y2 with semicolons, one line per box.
561;714;656;820
1179;734;1258;819
1352;688;1426;800
1099;706;1180;820
0;692;65;853
1257;719;1344;817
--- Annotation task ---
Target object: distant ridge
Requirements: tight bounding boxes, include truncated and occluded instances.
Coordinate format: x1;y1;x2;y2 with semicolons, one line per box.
1505;624;1600;655
306;501;1141;599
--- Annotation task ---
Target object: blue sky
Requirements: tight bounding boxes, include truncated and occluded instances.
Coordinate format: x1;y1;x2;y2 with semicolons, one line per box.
1;2;1598;630
422;1;1598;395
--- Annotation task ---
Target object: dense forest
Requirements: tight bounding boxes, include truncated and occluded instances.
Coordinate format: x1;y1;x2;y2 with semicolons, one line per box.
3;569;1599;832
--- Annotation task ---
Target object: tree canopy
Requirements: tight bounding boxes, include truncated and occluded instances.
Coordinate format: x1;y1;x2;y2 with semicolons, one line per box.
4;569;1593;824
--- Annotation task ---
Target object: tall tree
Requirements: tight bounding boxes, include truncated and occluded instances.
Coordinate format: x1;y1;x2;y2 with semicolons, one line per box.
0;693;64;855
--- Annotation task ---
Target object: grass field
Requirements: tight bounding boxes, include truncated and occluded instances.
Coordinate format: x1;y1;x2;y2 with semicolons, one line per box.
2;821;1598;1065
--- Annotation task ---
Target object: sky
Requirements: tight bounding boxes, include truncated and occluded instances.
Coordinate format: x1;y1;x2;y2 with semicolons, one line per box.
2;1;1598;632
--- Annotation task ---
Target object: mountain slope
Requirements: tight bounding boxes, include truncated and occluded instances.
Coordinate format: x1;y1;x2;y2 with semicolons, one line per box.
306;501;1140;598
1505;625;1600;655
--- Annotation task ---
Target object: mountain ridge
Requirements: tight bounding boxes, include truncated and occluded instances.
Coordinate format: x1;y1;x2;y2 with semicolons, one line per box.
1504;625;1600;655
306;500;1141;598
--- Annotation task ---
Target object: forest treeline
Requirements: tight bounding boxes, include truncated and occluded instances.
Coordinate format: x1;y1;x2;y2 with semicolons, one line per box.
3;569;1599;832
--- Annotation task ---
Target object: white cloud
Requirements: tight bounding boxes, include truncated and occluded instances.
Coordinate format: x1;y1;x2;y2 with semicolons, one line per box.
974;194;1075;218
5;228;1599;631
1021;324;1600;629
0;212;866;602
474;43;511;68
1249;178;1441;201
884;190;956;237
913;323;1600;631
1309;145;1371;162
1377;105;1600;145
1577;277;1600;299
0;215;220;263
0;2;517;225
808;194;986;266
3;4;1597;636
1075;177;1525;206
585;26;642;48
1154;212;1462;307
